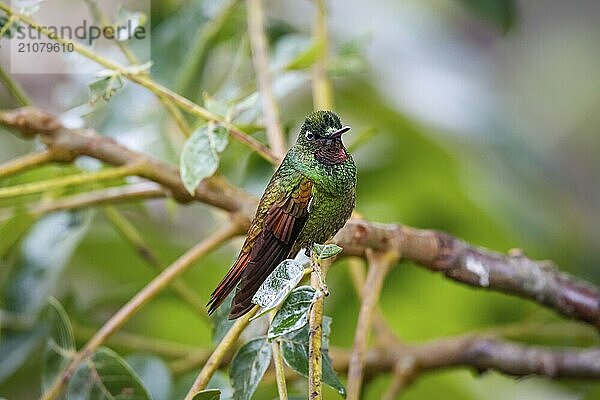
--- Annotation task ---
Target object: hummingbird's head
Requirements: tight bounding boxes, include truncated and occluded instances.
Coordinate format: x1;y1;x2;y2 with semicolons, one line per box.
295;111;351;165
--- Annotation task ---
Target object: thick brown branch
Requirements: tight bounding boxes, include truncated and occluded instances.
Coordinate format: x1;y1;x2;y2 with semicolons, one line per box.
331;336;600;382
0;107;254;215
2;106;599;329
335;220;600;329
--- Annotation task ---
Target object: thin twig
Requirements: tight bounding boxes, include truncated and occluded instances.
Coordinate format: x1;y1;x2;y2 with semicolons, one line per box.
40;222;242;400
308;254;328;400
311;0;333;110
82;0;192;137
101;206;209;320
30;182;166;215
347;250;399;400
272;339;289;400
247;0;287;158
72;323;200;359
175;0;240;100
184;306;258;399
270;309;289;400
0;150;54;179
0;163;143;199
0;63;32;106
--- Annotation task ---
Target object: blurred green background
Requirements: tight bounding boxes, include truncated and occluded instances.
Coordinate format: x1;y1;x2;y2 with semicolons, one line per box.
1;0;600;399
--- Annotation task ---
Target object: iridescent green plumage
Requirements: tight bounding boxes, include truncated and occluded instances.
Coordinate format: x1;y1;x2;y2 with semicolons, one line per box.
207;111;357;319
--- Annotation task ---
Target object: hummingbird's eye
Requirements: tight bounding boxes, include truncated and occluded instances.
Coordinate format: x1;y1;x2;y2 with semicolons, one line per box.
305;131;315;140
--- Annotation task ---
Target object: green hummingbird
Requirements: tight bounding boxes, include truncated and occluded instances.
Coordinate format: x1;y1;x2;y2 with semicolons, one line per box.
207;110;356;319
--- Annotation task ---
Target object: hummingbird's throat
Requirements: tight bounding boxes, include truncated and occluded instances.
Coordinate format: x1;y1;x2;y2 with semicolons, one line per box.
314;140;349;166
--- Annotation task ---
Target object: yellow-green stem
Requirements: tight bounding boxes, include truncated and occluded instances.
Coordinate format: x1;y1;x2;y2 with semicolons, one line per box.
272;339;289;400
311;0;333;110
0;63;32;106
0;163;142;199
0;150;54;179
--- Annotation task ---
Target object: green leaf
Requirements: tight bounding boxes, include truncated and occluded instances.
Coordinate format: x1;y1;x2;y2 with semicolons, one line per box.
88;75;125;104
251;259;305;320
0;15;18;38
268;286;316;339
284;40;323;71
280;317;346;398
0;323;47;383
329;39;368;77
4;211;92;315
230;337;272;400
126;354;172;400
180;123;229;195
67;347;151;400
312;243;343;260
192;389;221;400
42;297;76;392
0;209;36;258
456;0;517;33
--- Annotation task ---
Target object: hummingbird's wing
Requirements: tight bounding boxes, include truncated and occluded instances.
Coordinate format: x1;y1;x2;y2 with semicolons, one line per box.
207;172;313;319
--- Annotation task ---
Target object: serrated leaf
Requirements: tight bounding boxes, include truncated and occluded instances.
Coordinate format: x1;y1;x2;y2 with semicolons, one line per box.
42;297;76;392
268;286;316;339
313;243;343;260
180;123;229;195
126;354;172;400
251;259;304;320
192;389;221;400
230;337;272;400
4;211;92;315
88;75;124;104
67;347;151;400
280;317;346;398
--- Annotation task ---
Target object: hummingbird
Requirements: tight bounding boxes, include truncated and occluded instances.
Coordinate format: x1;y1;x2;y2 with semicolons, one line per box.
207;110;356;319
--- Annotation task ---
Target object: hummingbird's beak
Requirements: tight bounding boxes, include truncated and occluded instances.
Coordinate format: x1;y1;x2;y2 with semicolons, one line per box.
331;126;351;138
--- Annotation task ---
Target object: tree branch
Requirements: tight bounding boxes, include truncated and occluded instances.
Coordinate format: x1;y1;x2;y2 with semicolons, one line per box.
331;336;600;383
101;206;210;320
347;250;400;400
30;182;166;215
311;0;333;110
2;107;599;331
